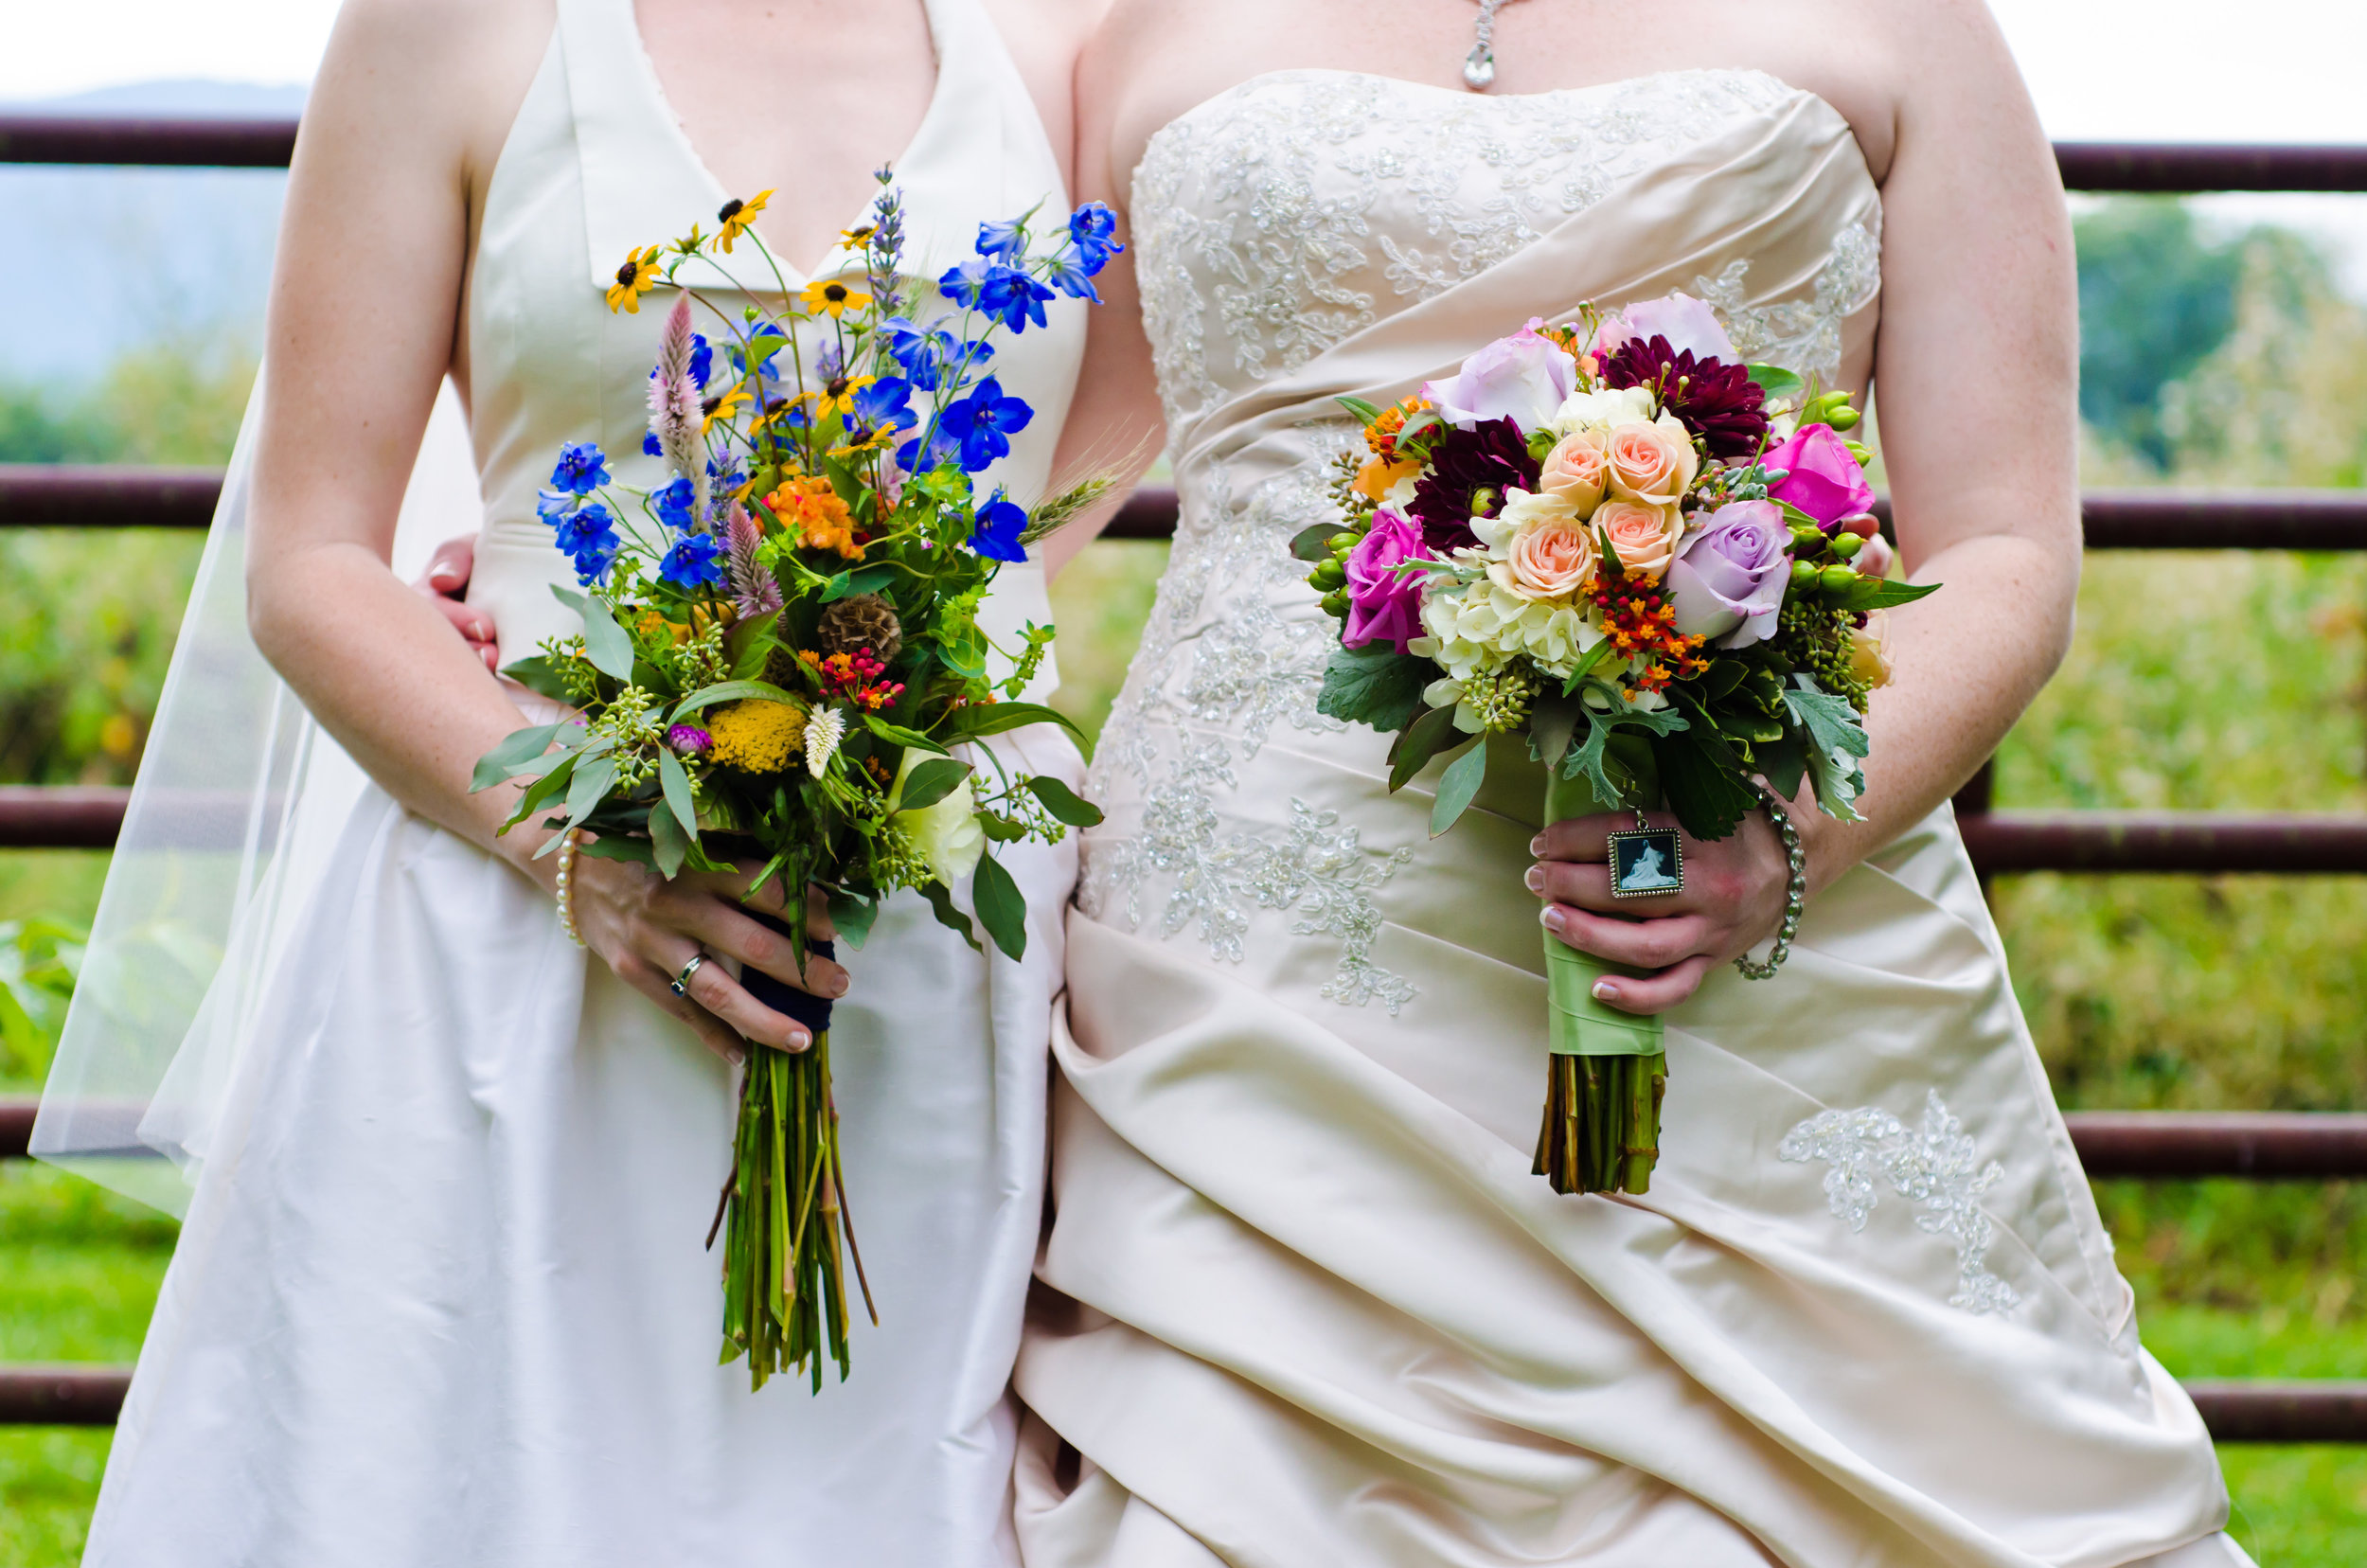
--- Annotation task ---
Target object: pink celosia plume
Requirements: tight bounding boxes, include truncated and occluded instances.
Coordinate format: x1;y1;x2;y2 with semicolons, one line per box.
726;503;782;619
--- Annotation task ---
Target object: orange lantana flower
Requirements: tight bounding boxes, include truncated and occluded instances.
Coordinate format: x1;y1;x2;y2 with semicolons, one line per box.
764;476;862;561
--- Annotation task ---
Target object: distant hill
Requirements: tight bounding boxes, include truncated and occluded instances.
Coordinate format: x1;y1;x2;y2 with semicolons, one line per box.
0;80;305;391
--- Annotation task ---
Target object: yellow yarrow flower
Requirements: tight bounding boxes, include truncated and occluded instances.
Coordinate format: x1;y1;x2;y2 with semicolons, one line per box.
798;278;870;318
707;700;806;774
606;245;663;313
716;190;773;254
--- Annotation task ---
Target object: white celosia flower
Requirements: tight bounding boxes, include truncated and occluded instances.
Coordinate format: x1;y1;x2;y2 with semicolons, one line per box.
803;705;846;777
889;749;985;887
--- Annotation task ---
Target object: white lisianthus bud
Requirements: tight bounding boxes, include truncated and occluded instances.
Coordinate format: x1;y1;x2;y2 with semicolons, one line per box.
890;748;986;887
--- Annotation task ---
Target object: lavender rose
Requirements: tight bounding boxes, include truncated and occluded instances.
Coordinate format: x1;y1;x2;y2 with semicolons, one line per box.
1666;500;1791;648
1763;423;1875;526
1593;292;1736;366
1343;506;1427;651
1421;326;1576;431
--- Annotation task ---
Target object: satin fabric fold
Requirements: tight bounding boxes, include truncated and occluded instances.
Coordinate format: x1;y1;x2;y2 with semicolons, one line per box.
1020;69;2232;1567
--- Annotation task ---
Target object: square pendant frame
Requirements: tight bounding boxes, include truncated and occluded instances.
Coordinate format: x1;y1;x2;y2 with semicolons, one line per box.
1607;827;1684;900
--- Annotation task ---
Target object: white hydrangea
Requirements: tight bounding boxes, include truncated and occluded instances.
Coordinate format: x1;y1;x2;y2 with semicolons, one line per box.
1409;577;1602;684
1548;383;1655;435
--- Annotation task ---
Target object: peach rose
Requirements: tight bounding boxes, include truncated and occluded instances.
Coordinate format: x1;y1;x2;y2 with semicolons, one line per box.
1594;499;1683;580
1538;429;1609;510
1605;417;1700;506
1505;515;1599;601
1848;610;1894;688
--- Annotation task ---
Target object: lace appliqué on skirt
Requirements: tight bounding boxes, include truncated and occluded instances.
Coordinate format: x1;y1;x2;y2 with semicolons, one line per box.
1779;1089;2020;1315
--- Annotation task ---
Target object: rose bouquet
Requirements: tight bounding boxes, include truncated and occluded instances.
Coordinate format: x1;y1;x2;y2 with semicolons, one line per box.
1300;293;1935;1197
472;175;1118;1388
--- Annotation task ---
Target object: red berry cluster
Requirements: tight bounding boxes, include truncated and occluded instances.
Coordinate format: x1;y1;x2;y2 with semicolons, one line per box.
801;647;906;712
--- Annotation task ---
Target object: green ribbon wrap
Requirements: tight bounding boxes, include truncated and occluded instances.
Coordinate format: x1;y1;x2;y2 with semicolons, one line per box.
1541;768;1665;1060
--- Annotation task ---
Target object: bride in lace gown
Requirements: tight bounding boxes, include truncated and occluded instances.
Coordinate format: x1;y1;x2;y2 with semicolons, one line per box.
1016;2;2249;1563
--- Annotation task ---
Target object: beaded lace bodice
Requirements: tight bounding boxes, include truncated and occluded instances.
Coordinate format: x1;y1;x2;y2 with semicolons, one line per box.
1078;68;1884;1017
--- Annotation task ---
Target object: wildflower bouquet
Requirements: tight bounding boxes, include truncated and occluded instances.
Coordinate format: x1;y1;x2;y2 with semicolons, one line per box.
1300;293;1935;1197
472;176;1118;1389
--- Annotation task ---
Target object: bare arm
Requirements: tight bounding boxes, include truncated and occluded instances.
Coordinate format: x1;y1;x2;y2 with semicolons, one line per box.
1533;0;2080;1010
244;0;841;1056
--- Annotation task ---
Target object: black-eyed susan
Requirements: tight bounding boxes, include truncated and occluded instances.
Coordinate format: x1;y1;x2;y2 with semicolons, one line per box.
838;223;878;251
798;278;871;318
716;189;774;254
669;223;705;258
809;373;876;421
606;245;664;313
702;383;752;434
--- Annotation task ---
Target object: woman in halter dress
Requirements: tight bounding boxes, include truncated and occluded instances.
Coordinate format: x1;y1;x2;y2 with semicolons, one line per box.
1016;1;2249;1563
74;0;1095;1561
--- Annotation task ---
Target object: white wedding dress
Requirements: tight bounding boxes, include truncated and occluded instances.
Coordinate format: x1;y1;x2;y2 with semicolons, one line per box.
1012;70;2248;1567
74;0;1083;1562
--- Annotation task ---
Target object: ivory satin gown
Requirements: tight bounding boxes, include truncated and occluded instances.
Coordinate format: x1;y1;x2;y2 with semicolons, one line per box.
1013;71;2247;1568
80;0;1083;1562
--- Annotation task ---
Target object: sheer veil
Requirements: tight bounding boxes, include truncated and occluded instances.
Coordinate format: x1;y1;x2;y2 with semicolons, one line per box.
30;377;484;1215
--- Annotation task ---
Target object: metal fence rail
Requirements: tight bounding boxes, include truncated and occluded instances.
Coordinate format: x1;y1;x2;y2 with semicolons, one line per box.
2;118;2363;1444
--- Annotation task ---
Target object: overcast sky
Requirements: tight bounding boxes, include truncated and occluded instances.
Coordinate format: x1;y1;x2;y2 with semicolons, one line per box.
3;0;2363;275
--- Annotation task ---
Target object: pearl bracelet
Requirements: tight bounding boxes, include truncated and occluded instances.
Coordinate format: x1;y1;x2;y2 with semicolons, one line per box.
554;829;585;948
1733;783;1805;981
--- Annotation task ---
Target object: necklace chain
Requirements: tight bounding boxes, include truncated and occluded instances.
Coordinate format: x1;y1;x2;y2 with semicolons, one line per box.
1464;0;1517;92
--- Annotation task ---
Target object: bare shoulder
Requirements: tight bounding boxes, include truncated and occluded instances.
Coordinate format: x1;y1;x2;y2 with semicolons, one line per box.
304;0;554;189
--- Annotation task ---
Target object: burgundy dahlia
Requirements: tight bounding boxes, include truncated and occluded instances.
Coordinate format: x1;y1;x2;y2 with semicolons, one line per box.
1408;417;1539;551
1601;334;1770;461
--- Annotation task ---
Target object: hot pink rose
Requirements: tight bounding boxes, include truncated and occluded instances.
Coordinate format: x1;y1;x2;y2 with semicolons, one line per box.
1594;499;1683;580
1421;327;1577;431
1763;423;1875;526
1505;514;1599;600
1593;292;1737;365
1343;506;1426;650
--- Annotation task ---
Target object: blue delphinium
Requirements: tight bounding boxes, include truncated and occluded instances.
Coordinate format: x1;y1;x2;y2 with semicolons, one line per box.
1042;244;1101;303
896;418;965;476
975;218;1027;265
553;502;621;585
940;378;1034;472
687;333;712;387
882;315;990;392
536;487;578;523
659;529;725;589
847;377;919;443
550;441;610;496
654;476;698;531
642;431;665;457
1067;203;1122;272
970;488;1028;562
938;261;1055;334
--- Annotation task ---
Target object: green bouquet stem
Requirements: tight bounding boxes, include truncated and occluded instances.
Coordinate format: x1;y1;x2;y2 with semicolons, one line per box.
1532;769;1667;1196
718;1032;875;1392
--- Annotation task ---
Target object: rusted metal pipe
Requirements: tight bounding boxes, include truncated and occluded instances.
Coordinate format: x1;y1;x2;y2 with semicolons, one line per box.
0;116;299;169
2055;142;2367;194
0;465;222;529
2066;1113;2367;1179
1961;812;2367;875
0;788;133;849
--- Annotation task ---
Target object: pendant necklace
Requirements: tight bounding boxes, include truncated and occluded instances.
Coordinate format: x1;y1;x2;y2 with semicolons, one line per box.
1463;0;1523;91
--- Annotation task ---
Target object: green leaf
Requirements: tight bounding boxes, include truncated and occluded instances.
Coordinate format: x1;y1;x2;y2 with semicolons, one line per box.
547;584;588;615
657;747;700;836
1557;639;1618;697
1652;726;1758;842
1702;658;1749;701
499;656;581;705
1290;522;1338;563
581;599;635;682
725;610;781;680
1774;499;1824;534
820;564;898;604
507;751;578;830
971;852;1029;961
1023;775;1104;828
917;878;981;951
942;701;1094;763
563;753;619;825
863;712;950;755
1336;395;1384;425
1749;364;1805;405
1429;739;1487;838
1387;704;1466;793
1527;694;1581;775
1839;577;1943;612
1755;731;1808;804
576;833;654;867
471;722;566;793
936;622;988;679
1783;681;1871;762
1561;701;1687;809
670;679;803;722
1315;645;1433;733
896;757;973;813
828;890;881;951
648;801;689;878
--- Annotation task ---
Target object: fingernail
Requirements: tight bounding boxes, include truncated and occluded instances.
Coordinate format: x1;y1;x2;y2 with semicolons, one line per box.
1539;906;1564;934
787;1030;811;1052
1523;865;1544;895
1529;834;1547;856
1592;980;1615;1002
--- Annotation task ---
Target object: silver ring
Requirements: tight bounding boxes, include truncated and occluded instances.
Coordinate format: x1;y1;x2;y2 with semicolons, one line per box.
670;953;708;997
